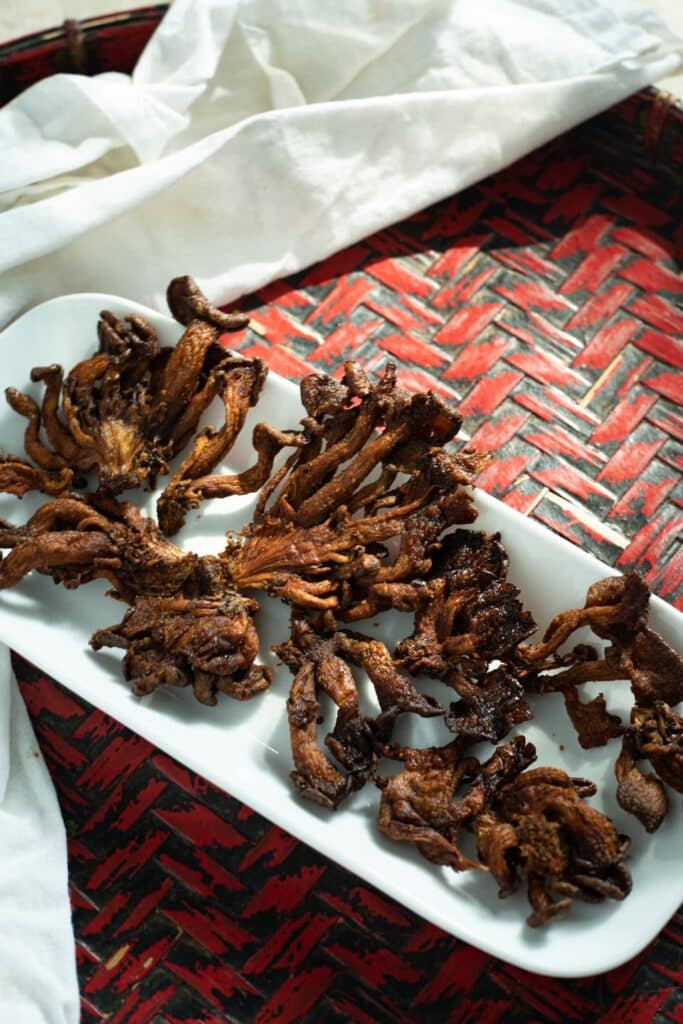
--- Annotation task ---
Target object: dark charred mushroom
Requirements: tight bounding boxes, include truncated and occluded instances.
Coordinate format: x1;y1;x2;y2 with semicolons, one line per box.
382;530;535;678
475;766;632;926
90;591;269;706
444;667;532;744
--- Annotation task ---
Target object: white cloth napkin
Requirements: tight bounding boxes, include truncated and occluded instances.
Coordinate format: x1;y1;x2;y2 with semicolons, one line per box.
0;651;79;1024
0;2;681;1020
0;0;681;327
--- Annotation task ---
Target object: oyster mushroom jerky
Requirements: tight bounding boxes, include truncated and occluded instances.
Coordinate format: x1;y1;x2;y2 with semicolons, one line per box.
0;453;72;497
1;277;682;929
518;572;683;831
474;765;632;927
5;276;260;498
0;493;197;599
376;737;631;927
91;591;269;707
217;362;487;614
275;616;441;809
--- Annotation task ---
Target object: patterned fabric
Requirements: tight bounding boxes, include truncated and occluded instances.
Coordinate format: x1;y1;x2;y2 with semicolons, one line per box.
2;11;682;1023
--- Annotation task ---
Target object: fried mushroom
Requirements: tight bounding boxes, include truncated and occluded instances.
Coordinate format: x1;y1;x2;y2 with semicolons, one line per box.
6;278;260;499
0;453;72;497
376;736;535;871
444;667;532;744
214;362;485;616
615;701;682;833
276;617;440;809
476;767;632;926
3;281;681;934
383;530;535;678
91;591;269;706
0;493;197;599
518;571;682;828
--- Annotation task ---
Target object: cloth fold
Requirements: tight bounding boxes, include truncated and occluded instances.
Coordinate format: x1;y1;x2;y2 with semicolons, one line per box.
0;2;681;1020
0;0;681;325
0;651;79;1024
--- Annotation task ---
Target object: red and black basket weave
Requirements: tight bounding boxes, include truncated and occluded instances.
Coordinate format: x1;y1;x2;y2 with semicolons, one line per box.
2;9;682;1023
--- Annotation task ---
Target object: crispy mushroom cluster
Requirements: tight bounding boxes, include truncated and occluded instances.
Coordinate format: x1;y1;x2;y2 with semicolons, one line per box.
1;276;680;928
518;573;683;833
220;362;486;614
6;277;257;499
377;737;631;927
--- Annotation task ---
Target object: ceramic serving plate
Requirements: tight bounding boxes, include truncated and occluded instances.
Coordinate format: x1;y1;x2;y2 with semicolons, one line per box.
1;295;681;977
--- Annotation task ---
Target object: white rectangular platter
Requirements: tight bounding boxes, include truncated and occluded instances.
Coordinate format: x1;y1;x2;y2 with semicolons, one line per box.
0;294;681;978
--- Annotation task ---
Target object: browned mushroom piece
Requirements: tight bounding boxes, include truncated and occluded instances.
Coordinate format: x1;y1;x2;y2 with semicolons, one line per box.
211;362;486;617
614;725;669;834
0;453;73;497
636;702;683;793
334;631;443;717
517;571;682;827
377;731;631;926
156;406;294;537
166;275;251;331
518;572;650;666
276;617;440;809
380;529;535;678
221;460;481;613
6;278;263;500
161;355;481;543
609;626;683;708
0;487;267;703
559;684;624;750
376;736;536;871
0;493;197;600
90;591;269;706
277;617;373;808
615;701;683;833
286;659;352;809
522;640;627;749
444;667;532;744
475;766;632;927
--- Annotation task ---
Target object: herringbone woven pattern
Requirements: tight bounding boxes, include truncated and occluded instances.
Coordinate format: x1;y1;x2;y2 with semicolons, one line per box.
224;108;682;606
3;10;682;1023
14;652;683;1024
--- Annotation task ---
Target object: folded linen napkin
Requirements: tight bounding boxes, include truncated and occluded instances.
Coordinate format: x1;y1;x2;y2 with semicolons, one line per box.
0;2;680;1020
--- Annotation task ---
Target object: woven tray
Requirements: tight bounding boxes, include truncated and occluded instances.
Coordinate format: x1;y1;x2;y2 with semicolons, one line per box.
2;10;683;1023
